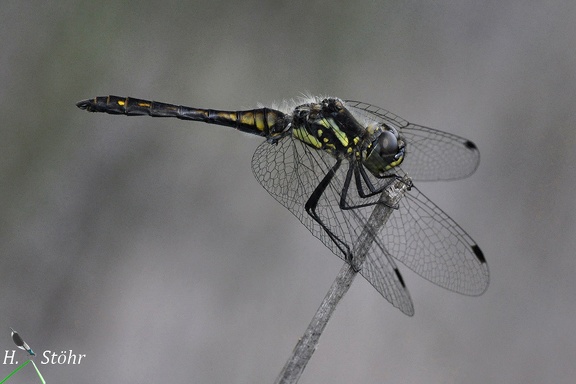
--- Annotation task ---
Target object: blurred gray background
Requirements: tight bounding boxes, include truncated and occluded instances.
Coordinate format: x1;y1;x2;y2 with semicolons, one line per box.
1;1;575;383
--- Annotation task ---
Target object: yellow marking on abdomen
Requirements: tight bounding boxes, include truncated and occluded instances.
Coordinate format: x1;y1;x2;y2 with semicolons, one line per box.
254;110;265;131
218;111;237;122
239;111;255;126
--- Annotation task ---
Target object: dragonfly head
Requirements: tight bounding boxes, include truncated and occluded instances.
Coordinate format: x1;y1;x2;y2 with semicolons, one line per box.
363;124;405;177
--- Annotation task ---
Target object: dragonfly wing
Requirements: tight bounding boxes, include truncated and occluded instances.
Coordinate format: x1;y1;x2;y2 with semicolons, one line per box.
345;100;480;181
400;124;480;181
357;235;415;315
385;185;489;295
251;137;415;315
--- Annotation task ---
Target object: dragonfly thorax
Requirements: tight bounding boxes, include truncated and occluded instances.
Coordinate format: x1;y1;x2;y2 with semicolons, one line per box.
290;98;368;157
289;98;405;176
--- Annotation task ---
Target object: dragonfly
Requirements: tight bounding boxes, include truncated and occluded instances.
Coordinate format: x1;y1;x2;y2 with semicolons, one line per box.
77;95;489;315
10;327;35;356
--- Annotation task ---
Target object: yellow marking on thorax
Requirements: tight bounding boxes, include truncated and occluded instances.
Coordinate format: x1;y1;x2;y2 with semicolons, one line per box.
293;127;322;148
318;118;331;129
321;118;349;147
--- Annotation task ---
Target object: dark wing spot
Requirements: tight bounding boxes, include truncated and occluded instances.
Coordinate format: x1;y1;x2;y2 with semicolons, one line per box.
464;140;477;150
472;245;486;264
394;268;406;288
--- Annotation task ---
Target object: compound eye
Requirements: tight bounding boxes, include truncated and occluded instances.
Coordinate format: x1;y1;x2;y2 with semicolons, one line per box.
378;130;398;157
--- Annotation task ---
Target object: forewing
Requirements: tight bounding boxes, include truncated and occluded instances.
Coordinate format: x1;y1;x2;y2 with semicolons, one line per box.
345;100;480;181
251;137;415;315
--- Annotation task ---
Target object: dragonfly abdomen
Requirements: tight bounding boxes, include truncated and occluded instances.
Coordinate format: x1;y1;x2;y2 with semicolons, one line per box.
76;95;289;138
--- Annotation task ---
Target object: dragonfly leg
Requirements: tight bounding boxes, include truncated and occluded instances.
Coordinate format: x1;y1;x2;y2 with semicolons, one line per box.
336;164;400;211
304;159;353;261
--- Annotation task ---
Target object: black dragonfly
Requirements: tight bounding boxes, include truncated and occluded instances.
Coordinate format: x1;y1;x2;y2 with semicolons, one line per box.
77;95;489;315
10;327;35;356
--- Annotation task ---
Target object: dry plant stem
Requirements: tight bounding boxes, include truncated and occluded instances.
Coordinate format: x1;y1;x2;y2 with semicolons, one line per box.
275;177;412;384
